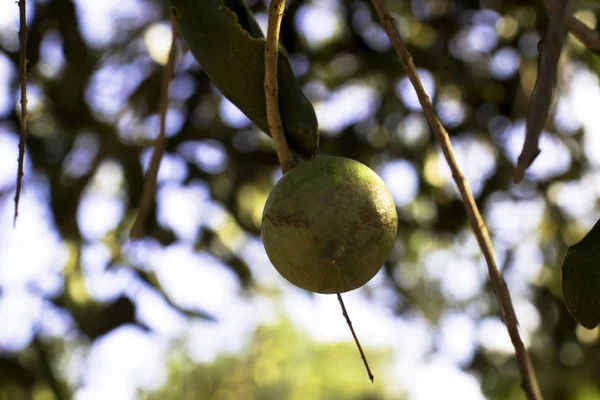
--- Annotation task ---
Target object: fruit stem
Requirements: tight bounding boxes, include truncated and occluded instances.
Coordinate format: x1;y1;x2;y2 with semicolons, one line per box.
336;292;374;383
265;0;298;174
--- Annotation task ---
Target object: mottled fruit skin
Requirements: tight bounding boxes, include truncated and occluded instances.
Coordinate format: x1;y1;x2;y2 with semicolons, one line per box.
261;156;398;294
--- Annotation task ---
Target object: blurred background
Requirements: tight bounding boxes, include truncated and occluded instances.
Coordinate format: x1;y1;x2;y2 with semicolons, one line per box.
0;0;600;399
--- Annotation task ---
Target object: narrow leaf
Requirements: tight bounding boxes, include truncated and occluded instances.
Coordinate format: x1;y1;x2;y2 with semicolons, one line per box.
169;0;319;159
514;0;567;183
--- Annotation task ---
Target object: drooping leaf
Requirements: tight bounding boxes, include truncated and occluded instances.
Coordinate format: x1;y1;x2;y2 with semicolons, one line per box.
562;218;600;329
169;0;319;159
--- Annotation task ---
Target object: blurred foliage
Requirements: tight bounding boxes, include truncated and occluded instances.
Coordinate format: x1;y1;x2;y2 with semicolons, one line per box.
147;319;395;400
0;0;600;399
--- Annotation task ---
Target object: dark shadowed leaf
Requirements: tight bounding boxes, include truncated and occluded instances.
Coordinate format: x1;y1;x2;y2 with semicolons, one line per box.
562;218;600;329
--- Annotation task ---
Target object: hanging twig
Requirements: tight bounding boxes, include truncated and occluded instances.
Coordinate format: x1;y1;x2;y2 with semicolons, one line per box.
337;293;374;382
130;16;178;239
265;0;297;174
515;0;568;183
332;258;374;382
541;0;600;54
369;1;543;399
14;0;29;226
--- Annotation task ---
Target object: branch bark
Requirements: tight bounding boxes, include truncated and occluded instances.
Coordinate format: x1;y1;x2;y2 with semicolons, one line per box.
369;1;543;399
541;0;600;54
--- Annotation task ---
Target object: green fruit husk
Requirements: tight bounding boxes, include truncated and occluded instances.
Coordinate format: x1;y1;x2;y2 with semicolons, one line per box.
261;156;398;294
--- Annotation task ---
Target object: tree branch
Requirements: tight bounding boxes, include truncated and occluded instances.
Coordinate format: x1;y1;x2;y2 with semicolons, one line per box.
130;17;178;239
369;1;543;399
541;0;600;54
265;0;297;174
15;0;29;226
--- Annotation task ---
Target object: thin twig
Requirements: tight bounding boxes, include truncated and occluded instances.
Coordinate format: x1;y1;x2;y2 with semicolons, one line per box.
541;0;600;54
515;0;568;183
332;259;374;382
369;1;542;399
337;293;374;382
130;17;178;239
265;0;297;174
14;0;29;227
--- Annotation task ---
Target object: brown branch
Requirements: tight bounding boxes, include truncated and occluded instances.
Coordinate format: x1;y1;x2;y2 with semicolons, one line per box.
265;0;297;174
541;0;600;54
515;0;568;183
337;293;374;382
130;17;178;239
369;1;542;399
14;0;29;227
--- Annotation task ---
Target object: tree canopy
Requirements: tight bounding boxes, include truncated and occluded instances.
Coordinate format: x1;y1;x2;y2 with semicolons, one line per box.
1;0;600;399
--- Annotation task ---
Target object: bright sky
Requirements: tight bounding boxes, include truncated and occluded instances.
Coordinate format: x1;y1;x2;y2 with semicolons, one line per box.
1;0;599;399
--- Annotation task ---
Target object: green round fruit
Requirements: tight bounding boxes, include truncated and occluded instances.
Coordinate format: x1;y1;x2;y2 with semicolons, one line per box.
261;156;398;294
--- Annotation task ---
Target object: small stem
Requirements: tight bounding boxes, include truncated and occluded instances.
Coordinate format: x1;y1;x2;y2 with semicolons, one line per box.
337;292;374;383
130;16;178;239
14;0;29;227
265;0;297;174
369;1;542;399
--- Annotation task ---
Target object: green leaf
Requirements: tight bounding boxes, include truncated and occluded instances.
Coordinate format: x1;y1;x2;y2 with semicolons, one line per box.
562;218;600;329
169;0;319;159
